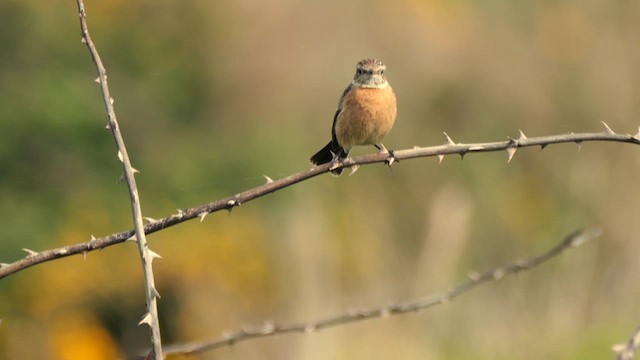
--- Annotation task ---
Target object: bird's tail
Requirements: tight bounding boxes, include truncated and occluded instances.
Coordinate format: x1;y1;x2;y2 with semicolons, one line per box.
309;141;346;175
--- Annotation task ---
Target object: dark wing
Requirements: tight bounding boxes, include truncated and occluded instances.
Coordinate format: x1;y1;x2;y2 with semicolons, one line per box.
331;83;353;148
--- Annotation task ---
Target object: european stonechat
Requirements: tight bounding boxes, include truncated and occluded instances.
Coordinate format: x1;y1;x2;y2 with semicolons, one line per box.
310;58;397;175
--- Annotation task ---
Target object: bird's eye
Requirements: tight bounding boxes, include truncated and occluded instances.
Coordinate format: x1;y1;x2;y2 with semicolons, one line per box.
356;68;363;76
380;69;385;75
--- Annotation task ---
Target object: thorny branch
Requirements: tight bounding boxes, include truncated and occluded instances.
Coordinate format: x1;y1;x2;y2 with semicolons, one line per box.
74;1;163;358
0;126;638;281
161;229;601;356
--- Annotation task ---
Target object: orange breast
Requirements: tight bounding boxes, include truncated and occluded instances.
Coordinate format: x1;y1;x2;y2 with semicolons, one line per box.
335;87;397;150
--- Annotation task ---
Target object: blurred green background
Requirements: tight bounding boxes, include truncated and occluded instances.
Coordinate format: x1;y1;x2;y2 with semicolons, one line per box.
1;0;640;359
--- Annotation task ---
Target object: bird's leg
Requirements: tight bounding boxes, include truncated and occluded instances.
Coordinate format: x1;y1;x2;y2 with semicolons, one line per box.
328;148;349;172
374;143;389;154
375;143;396;169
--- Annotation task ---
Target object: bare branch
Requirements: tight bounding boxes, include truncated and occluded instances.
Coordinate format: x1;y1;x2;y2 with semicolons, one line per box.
161;229;601;356
75;1;163;358
614;324;640;360
0;130;635;280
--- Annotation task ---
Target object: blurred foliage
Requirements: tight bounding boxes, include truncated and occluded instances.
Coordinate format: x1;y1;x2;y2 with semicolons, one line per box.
1;0;640;359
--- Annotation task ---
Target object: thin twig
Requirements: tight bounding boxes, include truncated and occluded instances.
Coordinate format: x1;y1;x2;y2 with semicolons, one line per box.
74;1;162;358
615;324;640;360
0;127;637;280
161;228;601;355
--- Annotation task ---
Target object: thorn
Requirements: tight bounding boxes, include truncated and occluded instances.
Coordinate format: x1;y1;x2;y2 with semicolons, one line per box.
539;144;547;151
459;151;466;160
575;141;582;152
601;121;615;134
142;217;157;224
348;165;360;176
94;77;100;83
443;132;455;145
506;146;517;163
138;312;153;326
493;269;505;280
261;321;276;333
82;251;88;261
612;343;626;353
90;234;97;240
126;235;137;242
629;126;640;141
105;123;111;130
263;175;274;184
148;249;162;261
467;272;481;281
117;150;124;163
131;167;140;174
437;154;445;164
304;325;316;333
81;38;87;44
199;212;208;222
222;330;234;340
109;97;114;105
518;129;528;140
152;286;161;299
22;248;38;257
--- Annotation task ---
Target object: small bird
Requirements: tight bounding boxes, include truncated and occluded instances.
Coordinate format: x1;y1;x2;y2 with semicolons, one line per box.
310;58;397;175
